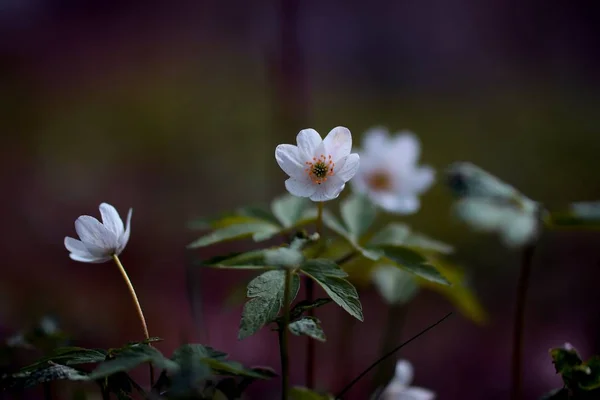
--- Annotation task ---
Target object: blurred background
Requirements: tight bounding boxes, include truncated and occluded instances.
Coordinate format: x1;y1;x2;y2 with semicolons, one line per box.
1;0;600;398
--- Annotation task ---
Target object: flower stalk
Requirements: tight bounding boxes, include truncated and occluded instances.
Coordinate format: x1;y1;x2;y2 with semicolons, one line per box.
112;254;154;385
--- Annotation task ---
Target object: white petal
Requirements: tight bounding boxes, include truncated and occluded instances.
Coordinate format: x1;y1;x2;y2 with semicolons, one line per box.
408;166;435;194
400;387;436;400
390;132;420;166
276;144;306;178
309;177;345;202
323;126;352;161
296;129;322;158
335;153;360;182
285;177;317;198
117;208;133;254
69;252;111;263
64;236;93;257
99;203;124;237
75;215;118;256
362;126;389;153
501;213;538;247
394;360;414;386
373;193;420;214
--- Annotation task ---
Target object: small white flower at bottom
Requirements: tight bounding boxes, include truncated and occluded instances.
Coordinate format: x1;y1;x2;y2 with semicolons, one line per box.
352;127;434;214
380;360;436;400
275;127;360;202
64;202;132;263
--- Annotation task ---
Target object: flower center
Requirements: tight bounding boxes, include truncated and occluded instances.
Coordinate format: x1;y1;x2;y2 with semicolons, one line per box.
367;170;393;191
305;154;335;184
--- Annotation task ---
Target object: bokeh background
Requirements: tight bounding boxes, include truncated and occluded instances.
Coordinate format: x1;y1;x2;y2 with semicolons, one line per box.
2;0;600;399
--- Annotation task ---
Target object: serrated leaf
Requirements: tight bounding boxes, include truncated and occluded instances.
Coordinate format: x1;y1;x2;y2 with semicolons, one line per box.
20;347;107;373
12;363;89;388
340;193;377;240
369;223;454;254
88;344;178;380
264;247;305;268
238;271;300;339
290;386;334;400
187;221;280;248
300;260;363;321
272;194;309;228
203;358;274;379
322;210;380;260
288;317;326;342
372;265;419;305
375;246;450;285
551;345;583;375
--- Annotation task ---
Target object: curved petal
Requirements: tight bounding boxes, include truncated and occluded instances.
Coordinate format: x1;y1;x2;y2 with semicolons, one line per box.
69;252;111;264
64;236;93;257
362;126;389;153
75;215;118;256
309;176;345;202
285;177;317;198
296;129;322;158
407;166;435;194
400;387;436;400
117;208;133;254
335;153;360;182
390;132;420;166
276;144;306;178
394;360;414;386
99;203;124;237
323;126;352;161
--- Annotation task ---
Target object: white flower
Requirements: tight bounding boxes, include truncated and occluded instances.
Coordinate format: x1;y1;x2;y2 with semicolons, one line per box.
64;203;132;263
352;127;434;214
446;162;540;247
275;127;360;202
381;360;435;400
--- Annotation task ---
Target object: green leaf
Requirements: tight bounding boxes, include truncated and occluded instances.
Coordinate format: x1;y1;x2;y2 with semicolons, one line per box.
8;363;90;389
238;271;300;339
288;298;333;321
264;247;305;268
272;194;309;228
199;249;274;270
237;205;280;225
375;246;451;285
371;265;419;305
579;356;600;390
288;317;326;342
20;347;107;373
88;344;179;380
203;358;274;379
187;221;280;248
551;345;583;375
290;386;334;400
322;210;380;260
369;223;454;254
340;193;376;240
300;260;363;321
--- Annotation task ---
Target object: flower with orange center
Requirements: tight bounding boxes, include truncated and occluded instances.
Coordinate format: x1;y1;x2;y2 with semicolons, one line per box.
352;127;435;214
275;127;360;202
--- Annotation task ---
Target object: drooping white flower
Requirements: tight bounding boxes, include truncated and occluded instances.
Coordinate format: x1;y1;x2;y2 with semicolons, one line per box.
64;202;132;263
445;162;540;247
352;127;434;214
381;360;436;400
275;127;360;202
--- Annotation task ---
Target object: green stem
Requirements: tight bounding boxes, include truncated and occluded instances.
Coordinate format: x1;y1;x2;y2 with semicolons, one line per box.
372;304;407;390
280;269;293;400
510;244;536;400
112;255;155;386
336;312;452;399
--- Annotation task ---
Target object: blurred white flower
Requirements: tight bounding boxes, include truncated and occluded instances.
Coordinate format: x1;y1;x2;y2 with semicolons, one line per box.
352;128;434;214
446;162;540;247
64;203;132;263
275;127;360;202
381;360;435;400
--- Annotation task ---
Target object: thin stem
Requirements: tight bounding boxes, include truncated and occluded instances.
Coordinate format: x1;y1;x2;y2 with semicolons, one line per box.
336;312;453;399
510;244;536;400
112;254;155;386
305;201;324;389
280;268;293;400
372;304;407;391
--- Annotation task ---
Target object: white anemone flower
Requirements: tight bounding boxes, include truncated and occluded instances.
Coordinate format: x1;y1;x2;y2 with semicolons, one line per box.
64;203;132;263
381;360;436;400
275;127;360;202
352;127;435;214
